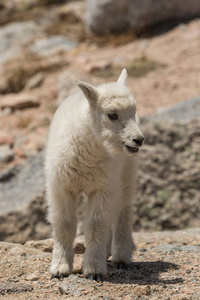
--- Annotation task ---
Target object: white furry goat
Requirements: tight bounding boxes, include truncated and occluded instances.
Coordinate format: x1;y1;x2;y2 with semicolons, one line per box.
46;69;144;281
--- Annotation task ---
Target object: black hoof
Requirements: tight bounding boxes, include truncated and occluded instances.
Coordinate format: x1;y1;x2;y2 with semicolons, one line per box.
50;273;68;280
50;274;58;280
96;273;103;282
60;273;67;279
87;273;103;282
114;262;128;269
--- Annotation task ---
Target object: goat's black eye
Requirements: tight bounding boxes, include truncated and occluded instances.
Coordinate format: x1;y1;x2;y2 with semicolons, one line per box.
108;113;118;120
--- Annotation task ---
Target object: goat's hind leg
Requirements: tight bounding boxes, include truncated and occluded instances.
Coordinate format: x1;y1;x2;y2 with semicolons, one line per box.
47;182;77;279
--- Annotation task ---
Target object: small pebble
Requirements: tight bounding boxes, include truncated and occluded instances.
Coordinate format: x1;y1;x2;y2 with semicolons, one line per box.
26;274;39;281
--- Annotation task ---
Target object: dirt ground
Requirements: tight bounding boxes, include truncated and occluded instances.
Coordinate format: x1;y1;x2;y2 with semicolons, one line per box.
0;228;200;299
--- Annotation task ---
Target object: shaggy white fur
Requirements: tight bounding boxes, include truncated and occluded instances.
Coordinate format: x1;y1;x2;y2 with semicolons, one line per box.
45;69;144;281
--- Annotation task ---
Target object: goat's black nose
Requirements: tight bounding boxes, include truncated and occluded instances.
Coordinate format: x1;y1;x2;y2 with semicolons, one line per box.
133;137;144;146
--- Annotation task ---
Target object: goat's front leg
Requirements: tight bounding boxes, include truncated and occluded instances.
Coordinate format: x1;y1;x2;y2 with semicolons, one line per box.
112;158;136;269
83;190;111;281
47;183;77;279
112;205;135;269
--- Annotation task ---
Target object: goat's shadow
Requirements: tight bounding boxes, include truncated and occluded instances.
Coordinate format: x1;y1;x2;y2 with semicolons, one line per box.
104;260;183;285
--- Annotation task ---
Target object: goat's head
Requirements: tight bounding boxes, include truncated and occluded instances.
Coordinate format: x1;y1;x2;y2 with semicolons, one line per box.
77;69;144;156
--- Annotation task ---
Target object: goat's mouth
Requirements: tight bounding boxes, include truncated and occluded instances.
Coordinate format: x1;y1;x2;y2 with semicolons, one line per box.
125;145;139;153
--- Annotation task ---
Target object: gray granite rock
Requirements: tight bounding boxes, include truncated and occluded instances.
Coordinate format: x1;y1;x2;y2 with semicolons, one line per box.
143;95;200;123
0;150;45;215
86;0;200;35
148;244;200;254
0;282;33;295
0;21;41;67
29;36;77;57
59;275;95;296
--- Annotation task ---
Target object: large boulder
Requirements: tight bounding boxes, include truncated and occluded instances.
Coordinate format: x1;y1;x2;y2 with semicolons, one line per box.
85;0;200;35
29;36;77;57
0;21;41;68
143;95;200;123
0;150;45;215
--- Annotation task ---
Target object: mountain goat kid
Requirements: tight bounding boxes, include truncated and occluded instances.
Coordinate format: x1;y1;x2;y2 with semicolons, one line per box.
46;69;144;281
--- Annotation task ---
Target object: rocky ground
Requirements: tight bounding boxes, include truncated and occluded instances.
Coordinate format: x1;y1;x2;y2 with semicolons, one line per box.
0;228;200;299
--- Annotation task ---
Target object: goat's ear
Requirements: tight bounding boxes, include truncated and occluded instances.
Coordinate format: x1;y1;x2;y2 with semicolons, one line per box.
117;68;127;85
76;80;98;105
